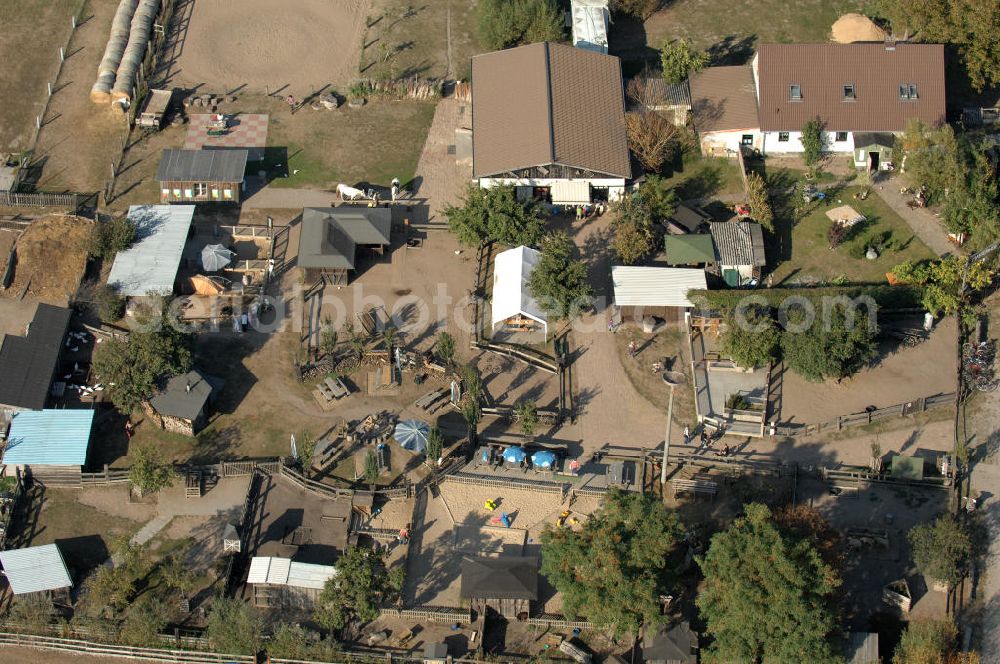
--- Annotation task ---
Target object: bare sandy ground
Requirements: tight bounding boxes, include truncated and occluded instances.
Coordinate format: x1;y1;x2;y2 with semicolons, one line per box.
171;0;370;94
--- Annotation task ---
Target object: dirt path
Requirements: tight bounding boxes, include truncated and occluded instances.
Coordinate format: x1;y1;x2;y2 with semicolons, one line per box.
874;177;956;257
410;97;472;222
0;646;144;664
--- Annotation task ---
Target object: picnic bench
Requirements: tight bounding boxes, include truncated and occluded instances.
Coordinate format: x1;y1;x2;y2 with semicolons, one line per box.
325;376;349;399
671;477;718;500
415;388;449;412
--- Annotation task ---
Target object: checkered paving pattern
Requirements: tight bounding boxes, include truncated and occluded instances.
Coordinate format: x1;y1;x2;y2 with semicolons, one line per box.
183;114;269;161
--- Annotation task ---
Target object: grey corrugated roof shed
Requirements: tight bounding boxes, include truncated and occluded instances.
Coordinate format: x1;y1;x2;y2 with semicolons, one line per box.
460;556;538;600
0;544;73;595
690;66;759;133
150;369;218;422
108;205;195;297
156;149;248;182
472;42;631;178
640;78;691;107
709;221;766;267
612;267;707;308
0;303;72;410
756;43;946;132
298;207;391;271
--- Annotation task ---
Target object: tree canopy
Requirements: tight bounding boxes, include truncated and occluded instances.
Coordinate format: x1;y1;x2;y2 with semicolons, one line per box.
477;0;564;51
800;118;828;172
721;304;779;369
610;193;657;264
697;503;841;664
93;312;193;413
625;110;681;173
780;304;878;382
527;231;592;319
128;445;176;495
892;619;965;664
444;184;545;248
206;597;263;655
908;514;973;588
314;547;404;632
891;257;995;317
872;0;1000;91
540;489;684;633
744;171;774;232
659;39;709;85
637;175;679;223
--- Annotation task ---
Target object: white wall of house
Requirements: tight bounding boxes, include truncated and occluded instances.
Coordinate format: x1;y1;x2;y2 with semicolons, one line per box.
699;129;763;156
761;130;855;155
478;177;626;201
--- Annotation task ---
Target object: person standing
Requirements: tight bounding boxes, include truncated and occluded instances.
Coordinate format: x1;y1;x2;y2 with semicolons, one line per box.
124;420;134;441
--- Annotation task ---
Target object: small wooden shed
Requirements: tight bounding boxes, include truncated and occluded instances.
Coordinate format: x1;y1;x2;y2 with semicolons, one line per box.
460;556;538;619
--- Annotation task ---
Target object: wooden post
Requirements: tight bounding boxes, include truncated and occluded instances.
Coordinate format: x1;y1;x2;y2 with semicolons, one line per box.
60;46;65;62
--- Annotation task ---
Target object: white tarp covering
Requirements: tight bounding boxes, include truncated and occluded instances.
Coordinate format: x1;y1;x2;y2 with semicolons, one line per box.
550;180;591;205
247;557;336;590
612;266;707;308
571;0;609;54
491;246;548;339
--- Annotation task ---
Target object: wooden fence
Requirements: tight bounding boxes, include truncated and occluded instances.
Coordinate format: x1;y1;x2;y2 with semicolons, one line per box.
443;472;566;495
775;392;957;437
278;464;354;499
0;191;79;209
380;606;472;623
220;225;274;240
0;632;253;663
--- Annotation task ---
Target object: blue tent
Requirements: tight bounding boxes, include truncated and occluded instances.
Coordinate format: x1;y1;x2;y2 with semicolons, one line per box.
531;450;557;469
502;446;527;464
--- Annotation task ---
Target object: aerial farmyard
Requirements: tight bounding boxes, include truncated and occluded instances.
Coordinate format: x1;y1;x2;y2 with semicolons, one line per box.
0;1;999;663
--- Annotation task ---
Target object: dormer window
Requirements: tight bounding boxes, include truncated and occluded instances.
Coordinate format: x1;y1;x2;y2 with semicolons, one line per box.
899;84;918;100
843;84;856;101
789;84;802;101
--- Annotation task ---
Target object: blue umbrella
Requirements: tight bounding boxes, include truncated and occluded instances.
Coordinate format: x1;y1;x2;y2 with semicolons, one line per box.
502;446;527;464
532;450;557;469
393;419;429;452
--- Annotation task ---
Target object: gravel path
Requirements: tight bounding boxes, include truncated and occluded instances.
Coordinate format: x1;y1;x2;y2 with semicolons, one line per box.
873;178;956;257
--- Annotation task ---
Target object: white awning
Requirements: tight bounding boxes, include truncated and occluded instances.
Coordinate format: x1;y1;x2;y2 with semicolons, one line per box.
491;246;548;339
550;180;591;204
612;266;707;308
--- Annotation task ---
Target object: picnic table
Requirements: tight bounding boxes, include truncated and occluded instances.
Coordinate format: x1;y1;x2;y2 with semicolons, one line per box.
325;376;349;399
415;388;449;412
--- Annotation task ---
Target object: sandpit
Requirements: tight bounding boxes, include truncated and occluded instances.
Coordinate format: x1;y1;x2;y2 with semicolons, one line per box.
170;0;370;94
831;13;886;44
1;214;93;304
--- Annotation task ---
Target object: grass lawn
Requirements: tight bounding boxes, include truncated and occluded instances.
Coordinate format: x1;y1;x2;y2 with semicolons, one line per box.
265;97;437;189
659;151;745;201
634;0;862;60
769;186;936;285
0;0;80;151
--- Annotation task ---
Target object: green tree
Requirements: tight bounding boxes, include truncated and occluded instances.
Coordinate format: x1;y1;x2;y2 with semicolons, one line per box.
314;547;404;632
610;0;663;19
364;450;380;484
898;121;967;208
269;623;341;660
85;564;135;617
434;331;456;367
95;284;126;324
780;305;878;382
909;515;973;588
93;313;193;413
697;503;841;664
477;0;564;51
610;194;657;264
659;39;709;85
128;444;176;495
160;551;196;599
297;432;317;470
89;215;137;260
426;427;444;464
206;598;263;655
540;489;683;633
801;118;828;173
745;171;774;232
637;175;679;223
319;317;338;357
515;399;539;435
344;320;366;361
460;363;483;403
872;0;1000;91
444;184;545;248
120;599;169;647
527;231;592;318
721;304;779;369
892;619;959;664
891;257;995;316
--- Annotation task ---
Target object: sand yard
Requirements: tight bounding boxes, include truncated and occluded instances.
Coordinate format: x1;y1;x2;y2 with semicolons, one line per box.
0;214;93;305
169;0;370;94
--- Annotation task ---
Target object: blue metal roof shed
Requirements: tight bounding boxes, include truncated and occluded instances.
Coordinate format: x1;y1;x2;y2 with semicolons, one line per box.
2;409;95;467
0;543;73;595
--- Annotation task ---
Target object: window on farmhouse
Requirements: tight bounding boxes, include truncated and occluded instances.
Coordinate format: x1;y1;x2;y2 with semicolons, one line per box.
835;132;848;142
778;132;789;142
843;84;856;100
789;84;802;101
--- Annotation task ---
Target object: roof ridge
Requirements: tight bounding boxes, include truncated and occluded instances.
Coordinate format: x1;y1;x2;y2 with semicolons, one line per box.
542;42;557;167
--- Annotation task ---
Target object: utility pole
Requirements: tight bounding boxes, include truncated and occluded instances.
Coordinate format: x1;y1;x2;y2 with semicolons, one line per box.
661;384;674;485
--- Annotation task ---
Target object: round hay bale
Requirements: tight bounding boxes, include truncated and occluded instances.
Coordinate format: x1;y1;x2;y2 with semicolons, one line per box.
831;13;886;43
192;97;203;107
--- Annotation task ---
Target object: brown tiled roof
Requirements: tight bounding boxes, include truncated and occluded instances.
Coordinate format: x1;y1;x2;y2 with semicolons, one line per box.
689;66;759;133
756;43;945;132
472;42;630;178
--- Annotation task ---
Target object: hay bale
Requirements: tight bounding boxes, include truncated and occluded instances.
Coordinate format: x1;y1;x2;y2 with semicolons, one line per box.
831;13;886;43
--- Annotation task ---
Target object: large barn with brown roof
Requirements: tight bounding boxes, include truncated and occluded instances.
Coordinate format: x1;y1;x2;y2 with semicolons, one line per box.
688;42;945;167
471;41;630;205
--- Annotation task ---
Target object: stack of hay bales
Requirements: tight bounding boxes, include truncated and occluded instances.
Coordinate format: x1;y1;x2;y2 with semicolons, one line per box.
90;0;139;103
91;0;161;105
